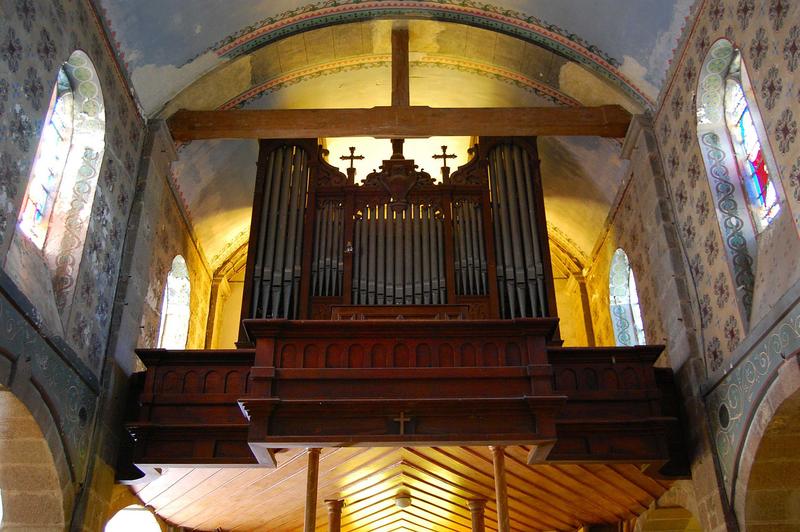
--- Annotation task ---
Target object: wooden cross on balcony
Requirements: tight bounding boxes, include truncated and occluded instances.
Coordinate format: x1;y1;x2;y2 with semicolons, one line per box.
433;145;457;182
340;146;363;183
393;411;412;435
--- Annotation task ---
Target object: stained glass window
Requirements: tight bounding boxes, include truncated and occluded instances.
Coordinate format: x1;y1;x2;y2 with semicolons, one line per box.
609;249;646;346
18;69;74;248
724;52;780;230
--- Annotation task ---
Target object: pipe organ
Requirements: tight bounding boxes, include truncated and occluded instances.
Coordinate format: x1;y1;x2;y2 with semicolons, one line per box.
240;137;557;327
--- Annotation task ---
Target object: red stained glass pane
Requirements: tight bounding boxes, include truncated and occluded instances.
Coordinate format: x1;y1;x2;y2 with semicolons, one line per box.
752;150;769;197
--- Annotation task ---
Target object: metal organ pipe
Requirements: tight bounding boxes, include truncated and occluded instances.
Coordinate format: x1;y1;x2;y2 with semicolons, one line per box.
350;202;447;305
252;145;310;319
488;144;546;318
252;149;276;313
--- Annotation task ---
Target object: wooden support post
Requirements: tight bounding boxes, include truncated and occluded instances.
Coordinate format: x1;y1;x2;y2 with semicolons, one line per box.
467;499;487;532
325;499;344;532
304;448;321;532
391;24;410;108
490;445;510;532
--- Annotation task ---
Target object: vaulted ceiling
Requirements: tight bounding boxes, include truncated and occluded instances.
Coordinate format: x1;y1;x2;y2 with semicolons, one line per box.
96;1;694;271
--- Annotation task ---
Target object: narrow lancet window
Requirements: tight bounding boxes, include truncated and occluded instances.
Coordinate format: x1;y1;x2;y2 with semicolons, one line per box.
157;256;191;349
609;249;646;346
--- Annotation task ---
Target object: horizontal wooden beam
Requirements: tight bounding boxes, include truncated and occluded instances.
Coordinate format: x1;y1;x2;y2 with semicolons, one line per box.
167;105;632;141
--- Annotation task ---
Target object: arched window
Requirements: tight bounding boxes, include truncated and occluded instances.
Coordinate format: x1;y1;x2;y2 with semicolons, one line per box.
158;256;191;349
14;50;106;312
723;50;780;230
609;249;646;346
105;504;160;532
695;39;783;320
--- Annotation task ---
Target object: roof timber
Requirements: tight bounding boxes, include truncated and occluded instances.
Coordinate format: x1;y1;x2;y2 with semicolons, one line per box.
167;105;632;141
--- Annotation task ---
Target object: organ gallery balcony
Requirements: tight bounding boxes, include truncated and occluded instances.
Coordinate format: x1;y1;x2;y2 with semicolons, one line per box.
122;137;687;482
125;316;686;478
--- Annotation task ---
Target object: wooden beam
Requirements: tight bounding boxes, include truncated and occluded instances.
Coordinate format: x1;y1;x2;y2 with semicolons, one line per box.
392;24;410;107
168;105;632;141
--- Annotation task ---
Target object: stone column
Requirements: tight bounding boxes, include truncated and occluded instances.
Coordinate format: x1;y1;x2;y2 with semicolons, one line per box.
467;498;487;532
490;446;510;532
304;448;321;532
325;499;344;532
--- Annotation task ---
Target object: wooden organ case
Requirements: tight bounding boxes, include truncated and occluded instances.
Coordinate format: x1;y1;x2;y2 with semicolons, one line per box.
240;137;557;329
123;135;687;479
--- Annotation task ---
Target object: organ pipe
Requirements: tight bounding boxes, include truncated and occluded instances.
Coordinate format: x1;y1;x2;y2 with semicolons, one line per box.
246;137;552;323
488;143;546;318
351;204;446;305
252;145;309;319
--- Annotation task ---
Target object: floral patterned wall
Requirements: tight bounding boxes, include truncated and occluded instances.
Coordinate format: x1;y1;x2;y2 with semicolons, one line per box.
137;180;211;352
0;0;144;376
654;0;800;374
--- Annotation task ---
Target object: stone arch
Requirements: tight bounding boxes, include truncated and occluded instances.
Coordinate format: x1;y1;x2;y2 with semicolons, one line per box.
105;503;162;532
734;350;800;529
0;385;66;529
635;482;703;532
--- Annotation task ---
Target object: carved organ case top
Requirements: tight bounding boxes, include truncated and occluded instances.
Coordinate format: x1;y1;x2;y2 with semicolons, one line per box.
240;137;557;331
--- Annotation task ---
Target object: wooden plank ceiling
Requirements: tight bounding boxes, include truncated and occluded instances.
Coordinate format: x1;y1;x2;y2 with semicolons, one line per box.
133;446;669;531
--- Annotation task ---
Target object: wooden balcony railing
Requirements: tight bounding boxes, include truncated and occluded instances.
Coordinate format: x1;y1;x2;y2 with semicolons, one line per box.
125;318;687;479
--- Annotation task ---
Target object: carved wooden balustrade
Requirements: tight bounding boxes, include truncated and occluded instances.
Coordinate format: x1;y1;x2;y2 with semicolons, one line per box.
125;318;687;477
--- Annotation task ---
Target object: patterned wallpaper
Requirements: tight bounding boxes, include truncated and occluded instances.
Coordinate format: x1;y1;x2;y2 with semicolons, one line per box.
654;0;800;374
0;0;144;377
137;180;211;352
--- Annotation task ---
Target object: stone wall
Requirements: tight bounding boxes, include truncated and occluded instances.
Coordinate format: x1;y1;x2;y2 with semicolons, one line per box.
553;275;591;346
585;116;732;531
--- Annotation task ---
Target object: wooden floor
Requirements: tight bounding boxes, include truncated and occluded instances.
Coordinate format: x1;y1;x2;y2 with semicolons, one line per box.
133;446;670;531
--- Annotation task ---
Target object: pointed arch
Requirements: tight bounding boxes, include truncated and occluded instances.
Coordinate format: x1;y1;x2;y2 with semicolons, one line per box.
609;248;646;346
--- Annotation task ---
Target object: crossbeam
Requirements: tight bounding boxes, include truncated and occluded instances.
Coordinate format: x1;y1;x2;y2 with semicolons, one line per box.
167;105;632;141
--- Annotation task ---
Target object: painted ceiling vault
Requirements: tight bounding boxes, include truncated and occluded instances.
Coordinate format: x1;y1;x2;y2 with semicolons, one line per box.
99;0;696;115
96;1;690;271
